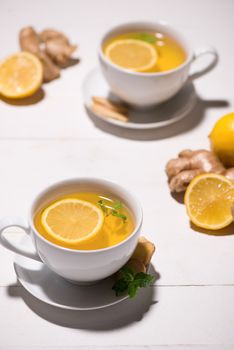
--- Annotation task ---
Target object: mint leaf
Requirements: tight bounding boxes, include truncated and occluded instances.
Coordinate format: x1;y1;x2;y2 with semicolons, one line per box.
112;267;155;298
97;199;127;223
112;279;128;296
134;272;155;287
113;201;122;210
118;266;134;283
131;32;157;44
98;200;108;214
111;210;127;222
128;281;139;298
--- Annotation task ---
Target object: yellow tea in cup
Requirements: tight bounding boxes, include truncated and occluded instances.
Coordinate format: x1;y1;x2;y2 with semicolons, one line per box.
103;31;186;73
34;192;134;250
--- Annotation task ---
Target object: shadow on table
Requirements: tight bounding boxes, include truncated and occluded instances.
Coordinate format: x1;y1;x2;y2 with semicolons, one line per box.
169;194;234;236
87;96;229;141
7;266;159;331
0;88;45;106
191;222;234;236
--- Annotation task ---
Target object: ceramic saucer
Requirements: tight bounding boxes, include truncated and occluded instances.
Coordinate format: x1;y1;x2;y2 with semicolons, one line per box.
82;67;197;130
14;235;153;310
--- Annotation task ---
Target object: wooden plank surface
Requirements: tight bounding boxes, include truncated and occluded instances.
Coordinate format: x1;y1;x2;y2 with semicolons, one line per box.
1;286;234;347
0;0;234;348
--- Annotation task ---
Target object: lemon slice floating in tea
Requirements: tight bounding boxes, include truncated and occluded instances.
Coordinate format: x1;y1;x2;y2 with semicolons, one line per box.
185;173;234;230
41;199;104;245
0;52;43;99
105;39;158;72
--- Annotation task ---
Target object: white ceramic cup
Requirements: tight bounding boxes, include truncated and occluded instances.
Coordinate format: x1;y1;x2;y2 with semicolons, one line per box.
98;21;218;108
0;178;142;284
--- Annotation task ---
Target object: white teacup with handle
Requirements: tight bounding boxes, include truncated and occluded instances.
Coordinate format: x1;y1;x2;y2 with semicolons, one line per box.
0;178;143;284
99;21;218;108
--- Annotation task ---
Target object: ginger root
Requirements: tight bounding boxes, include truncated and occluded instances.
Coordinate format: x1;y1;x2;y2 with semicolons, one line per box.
125;258;146;274
37;51;60;82
131;236;156;269
19;26;41;55
40;29;77;68
166;149;234;193
19;26;77;82
115;236;156;278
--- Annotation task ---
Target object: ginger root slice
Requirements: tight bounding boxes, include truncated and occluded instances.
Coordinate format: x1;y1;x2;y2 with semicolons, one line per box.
115;236;155;282
165;149;233;193
92;96;128;114
91;98;128;123
132;236;156;269
126;258;146;274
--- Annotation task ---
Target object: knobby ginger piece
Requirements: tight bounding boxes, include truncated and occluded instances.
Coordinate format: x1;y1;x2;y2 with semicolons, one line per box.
45;39;77;67
19;26;78;82
40;29;70;43
37;51;60;82
165;149;230;193
19;26;41;55
19;26;60;82
169;169;202;193
41;29;77;68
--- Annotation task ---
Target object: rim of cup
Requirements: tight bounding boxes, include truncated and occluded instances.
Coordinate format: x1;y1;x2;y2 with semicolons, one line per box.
98;20;194;77
29;177;143;254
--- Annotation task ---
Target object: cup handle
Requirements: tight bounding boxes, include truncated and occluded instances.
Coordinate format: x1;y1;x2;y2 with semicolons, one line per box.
187;46;218;83
0;217;41;261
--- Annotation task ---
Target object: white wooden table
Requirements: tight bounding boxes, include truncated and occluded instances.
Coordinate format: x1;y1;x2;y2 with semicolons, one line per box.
0;0;234;348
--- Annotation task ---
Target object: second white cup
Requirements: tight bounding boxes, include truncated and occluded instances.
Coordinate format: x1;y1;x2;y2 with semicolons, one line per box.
99;21;218;108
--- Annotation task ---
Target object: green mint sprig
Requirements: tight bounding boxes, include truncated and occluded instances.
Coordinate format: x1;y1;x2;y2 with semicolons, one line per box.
98;199;127;223
112;266;155;298
131;32;157;44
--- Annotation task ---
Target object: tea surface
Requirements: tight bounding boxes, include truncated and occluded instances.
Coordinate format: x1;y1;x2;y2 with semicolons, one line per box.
34;192;134;250
103;31;186;72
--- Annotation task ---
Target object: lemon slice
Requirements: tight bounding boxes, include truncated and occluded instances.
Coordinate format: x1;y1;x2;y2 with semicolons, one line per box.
105;39;158;72
0;52;43;99
185;173;234;230
41;199;104;244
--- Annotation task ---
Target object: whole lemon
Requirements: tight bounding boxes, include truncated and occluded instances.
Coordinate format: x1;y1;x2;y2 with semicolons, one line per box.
209;112;234;166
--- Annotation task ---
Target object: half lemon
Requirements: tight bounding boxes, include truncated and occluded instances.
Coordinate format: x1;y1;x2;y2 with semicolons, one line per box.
185;173;234;230
41;199;104;245
0;52;43;99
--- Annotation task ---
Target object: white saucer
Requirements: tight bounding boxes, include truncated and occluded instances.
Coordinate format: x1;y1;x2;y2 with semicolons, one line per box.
82;67;197;130
14;235;154;310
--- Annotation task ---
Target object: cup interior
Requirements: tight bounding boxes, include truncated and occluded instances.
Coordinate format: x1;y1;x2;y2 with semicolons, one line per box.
99;21;193;74
30;178;142;248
